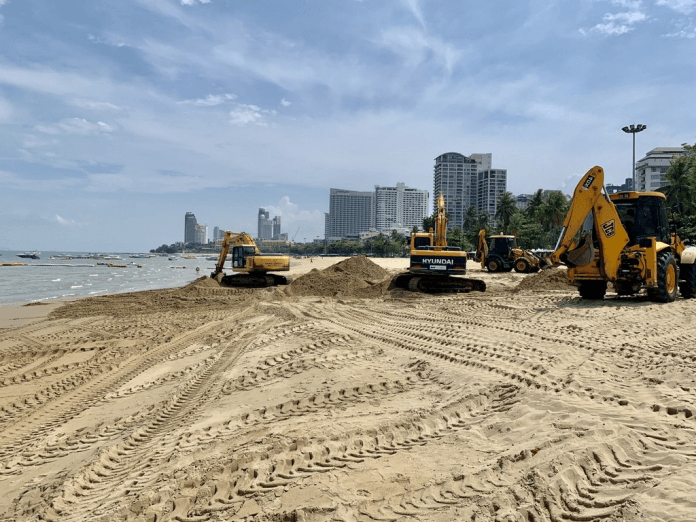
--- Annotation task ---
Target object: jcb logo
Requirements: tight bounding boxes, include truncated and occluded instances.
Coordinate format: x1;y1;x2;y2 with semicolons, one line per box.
582;175;595;189
601;219;615;238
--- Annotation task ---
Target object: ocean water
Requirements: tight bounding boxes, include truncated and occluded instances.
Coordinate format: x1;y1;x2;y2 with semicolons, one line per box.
0;251;216;306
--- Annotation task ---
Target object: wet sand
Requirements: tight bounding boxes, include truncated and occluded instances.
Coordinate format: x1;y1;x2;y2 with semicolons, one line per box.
1;256;694;521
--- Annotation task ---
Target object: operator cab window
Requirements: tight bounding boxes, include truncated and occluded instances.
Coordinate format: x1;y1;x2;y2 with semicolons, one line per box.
232;246;257;268
413;236;431;249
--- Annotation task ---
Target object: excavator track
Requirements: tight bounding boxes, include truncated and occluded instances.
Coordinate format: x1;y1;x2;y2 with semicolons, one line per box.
220;274;289;288
390;273;486;294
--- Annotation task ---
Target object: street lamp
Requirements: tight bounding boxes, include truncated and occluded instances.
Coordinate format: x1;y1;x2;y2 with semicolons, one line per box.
622;124;647;191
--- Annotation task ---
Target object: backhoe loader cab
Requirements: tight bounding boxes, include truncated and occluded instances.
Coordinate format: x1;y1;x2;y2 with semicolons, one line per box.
543;166;696;303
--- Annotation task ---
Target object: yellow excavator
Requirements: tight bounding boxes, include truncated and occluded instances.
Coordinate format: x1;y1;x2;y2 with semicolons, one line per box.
543;165;696;302
389;193;486;293
210;231;291;287
476;229;542;273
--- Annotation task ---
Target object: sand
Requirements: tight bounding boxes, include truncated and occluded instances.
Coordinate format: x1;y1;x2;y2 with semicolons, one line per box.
1;256;695;521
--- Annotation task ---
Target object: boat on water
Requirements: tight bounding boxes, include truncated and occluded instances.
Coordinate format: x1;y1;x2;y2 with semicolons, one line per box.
17;251;40;259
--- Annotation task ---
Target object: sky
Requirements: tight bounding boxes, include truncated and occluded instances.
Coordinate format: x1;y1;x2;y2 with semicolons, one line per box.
0;0;695;252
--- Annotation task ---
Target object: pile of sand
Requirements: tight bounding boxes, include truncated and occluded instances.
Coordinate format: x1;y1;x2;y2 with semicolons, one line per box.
285;256;391;298
514;267;575;292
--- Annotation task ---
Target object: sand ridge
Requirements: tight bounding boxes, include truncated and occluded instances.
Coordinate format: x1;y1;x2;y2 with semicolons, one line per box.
0;256;695;521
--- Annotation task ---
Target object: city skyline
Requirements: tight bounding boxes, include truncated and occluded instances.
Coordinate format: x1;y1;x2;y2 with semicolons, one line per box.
1;1;695;251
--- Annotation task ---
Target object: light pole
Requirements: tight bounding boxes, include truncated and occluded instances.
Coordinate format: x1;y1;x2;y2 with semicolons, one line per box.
622;124;646;191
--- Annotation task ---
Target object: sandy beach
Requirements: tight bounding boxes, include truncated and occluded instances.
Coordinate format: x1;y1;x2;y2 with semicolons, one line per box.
1;256;695;521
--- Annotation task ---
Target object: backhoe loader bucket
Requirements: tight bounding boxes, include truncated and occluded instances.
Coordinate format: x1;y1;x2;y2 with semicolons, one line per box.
565;233;595;267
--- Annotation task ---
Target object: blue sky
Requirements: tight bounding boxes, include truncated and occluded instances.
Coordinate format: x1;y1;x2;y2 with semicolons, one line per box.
0;0;694;251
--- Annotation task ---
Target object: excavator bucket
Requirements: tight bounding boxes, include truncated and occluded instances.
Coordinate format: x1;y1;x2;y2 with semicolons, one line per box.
565;233;595;267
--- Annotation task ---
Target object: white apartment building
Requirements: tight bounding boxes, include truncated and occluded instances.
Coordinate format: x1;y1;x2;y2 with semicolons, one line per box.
374;182;428;233
477;169;507;228
433;152;478;230
433;152;507;230
325;189;375;241
635;147;687;192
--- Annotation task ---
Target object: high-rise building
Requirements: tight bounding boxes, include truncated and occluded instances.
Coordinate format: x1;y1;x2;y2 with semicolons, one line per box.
325;188;375;240
470;153;492;172
635;147;687;192
184;212;197;244
257;208;273;240
194;224;207;244
477;169;507;228
213;226;220;241
433;153;478;230
375;182;429;233
272;215;282;239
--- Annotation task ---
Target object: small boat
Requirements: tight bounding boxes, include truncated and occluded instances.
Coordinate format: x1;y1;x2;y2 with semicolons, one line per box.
17;251;40;259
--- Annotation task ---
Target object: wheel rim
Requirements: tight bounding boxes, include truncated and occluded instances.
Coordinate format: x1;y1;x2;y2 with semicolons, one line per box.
490;261;498;271
666;264;676;294
516;261;526;271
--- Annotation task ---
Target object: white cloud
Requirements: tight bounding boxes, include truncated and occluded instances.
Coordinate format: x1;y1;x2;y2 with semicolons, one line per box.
178;93;237;106
662;27;696;36
54;214;84;226
655;0;696;14
0;0;8;6
281;98;291;107
264;196;324;233
229;104;266;125
588;9;648;35
88;34;128;48
36;118;115;135
181;0;211;5
611;0;643;8
402;0;425;27
70;99;123;111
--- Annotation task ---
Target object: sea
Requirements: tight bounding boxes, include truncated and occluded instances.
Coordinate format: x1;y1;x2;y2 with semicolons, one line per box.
0;251;215;306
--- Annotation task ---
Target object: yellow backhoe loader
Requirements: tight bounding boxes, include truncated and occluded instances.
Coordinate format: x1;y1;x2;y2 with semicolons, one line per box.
475;229;542;273
389;193;486;293
210;231;291;287
543;165;696;302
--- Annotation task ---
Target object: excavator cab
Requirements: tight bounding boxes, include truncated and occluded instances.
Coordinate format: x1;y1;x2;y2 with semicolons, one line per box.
232;245;256;268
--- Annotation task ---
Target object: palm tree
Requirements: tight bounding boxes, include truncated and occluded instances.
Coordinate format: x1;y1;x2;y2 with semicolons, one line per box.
464;205;478;232
495;192;518;234
477;210;490;229
662;156;695;213
539;192;569;245
525;189;544;221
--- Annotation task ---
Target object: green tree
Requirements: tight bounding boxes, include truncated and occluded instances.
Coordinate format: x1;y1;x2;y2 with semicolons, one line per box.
525;189;545;220
464;205;479;232
495;192;518;234
422;214;435;232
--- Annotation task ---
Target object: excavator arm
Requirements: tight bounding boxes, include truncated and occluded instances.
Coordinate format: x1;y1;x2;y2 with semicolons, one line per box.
475;229;488;268
543;166;630;282
211;231;261;278
434;192;448;247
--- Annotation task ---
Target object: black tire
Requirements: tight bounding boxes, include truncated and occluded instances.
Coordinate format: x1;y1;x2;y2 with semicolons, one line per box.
648;251;678;303
578;281;607;300
679;263;696;298
486;258;501;272
514;258;530;273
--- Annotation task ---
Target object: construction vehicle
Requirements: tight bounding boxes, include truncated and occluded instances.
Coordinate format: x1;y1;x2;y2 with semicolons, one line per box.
210;231;291;287
475;229;543;273
542;165;696;302
389;193;486;293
